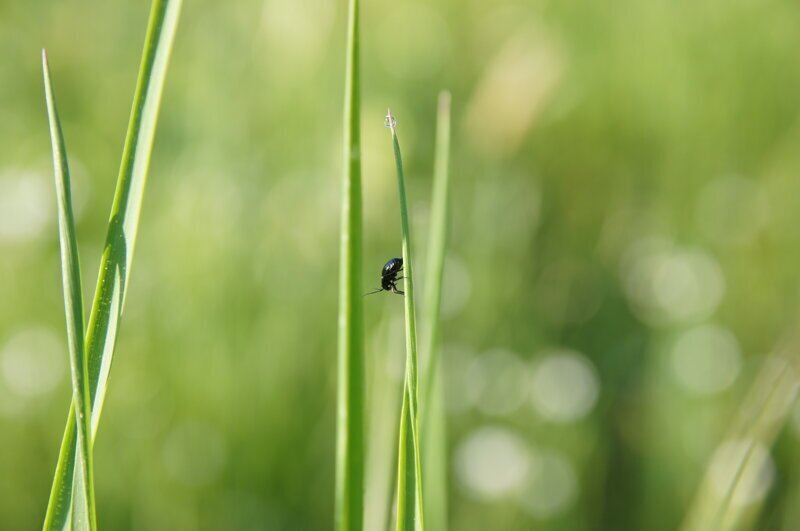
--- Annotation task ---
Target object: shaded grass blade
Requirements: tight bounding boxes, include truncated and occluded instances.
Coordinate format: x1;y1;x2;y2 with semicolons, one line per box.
420;91;451;531
334;0;365;528
387;110;425;531
42;1;183;529
42;51;96;531
680;333;800;531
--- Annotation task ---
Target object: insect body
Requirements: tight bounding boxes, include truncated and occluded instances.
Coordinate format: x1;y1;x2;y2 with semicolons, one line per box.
365;257;405;296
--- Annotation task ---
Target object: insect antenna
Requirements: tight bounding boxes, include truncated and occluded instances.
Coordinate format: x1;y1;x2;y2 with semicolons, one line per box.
363;288;384;297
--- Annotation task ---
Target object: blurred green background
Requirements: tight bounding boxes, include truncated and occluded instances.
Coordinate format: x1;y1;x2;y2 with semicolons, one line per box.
3;0;800;529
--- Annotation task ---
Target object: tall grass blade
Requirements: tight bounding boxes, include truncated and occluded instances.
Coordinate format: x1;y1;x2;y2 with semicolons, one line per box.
42;51;97;531
42;2;183;529
681;334;800;531
334;0;365;528
420;91;451;531
387;110;425;531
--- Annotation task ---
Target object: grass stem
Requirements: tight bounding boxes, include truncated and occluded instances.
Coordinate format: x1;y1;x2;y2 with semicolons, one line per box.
334;0;365;529
42;50;97;531
42;2;182;528
387;110;425;531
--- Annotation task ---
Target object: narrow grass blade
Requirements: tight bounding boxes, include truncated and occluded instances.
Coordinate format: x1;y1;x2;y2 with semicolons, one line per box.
387;110;425;531
396;391;419;531
42;2;183;529
420;91;451;531
334;0;365;528
42;51;97;531
680;334;800;531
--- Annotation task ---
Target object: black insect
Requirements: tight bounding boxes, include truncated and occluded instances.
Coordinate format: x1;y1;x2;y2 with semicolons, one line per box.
365;257;405;296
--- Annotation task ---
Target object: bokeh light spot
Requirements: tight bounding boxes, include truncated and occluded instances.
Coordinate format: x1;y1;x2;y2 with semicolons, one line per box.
454;426;530;500
622;239;726;325
0;169;51;243
468;348;527;417
671;324;741;395
517;449;578;519
1;327;64;398
530;349;599;423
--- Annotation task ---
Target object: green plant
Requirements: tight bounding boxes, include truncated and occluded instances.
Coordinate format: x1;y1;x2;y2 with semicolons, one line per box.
41;2;182;529
421;91;452;531
681;338;800;531
334;0;365;529
43;51;96;531
387;110;425;531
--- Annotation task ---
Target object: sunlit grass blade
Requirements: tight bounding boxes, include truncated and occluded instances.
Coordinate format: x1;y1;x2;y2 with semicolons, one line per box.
42;51;96;531
334;0;365;528
680;336;800;531
420;91;451;531
42;1;183;529
387;110;425;531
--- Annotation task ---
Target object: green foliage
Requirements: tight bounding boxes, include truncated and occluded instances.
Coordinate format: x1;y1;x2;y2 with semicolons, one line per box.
42;2;183;529
2;1;800;530
421;91;451;531
682;339;800;531
387;111;425;531
334;0;365;529
42;51;96;531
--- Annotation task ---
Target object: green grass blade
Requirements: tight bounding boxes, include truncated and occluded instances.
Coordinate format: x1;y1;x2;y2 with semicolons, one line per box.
42;51;97;531
420;91;451;531
42;2;183;529
680;338;800;531
387;110;425;531
396;391;418;531
334;0;365;528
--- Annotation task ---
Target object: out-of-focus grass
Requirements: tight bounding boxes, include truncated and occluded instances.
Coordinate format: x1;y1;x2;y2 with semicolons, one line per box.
420;91;451;531
2;0;800;530
681;330;800;531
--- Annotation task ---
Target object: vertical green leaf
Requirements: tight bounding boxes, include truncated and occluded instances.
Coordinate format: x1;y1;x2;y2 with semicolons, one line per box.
421;91;452;531
42;2;183;529
42;51;97;531
387;110;425;531
334;0;365;528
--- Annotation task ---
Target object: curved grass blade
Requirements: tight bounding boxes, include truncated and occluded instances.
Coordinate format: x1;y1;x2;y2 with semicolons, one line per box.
387;110;425;531
42;51;97;531
680;335;800;531
334;0;365;528
43;2;183;529
420;91;451;531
